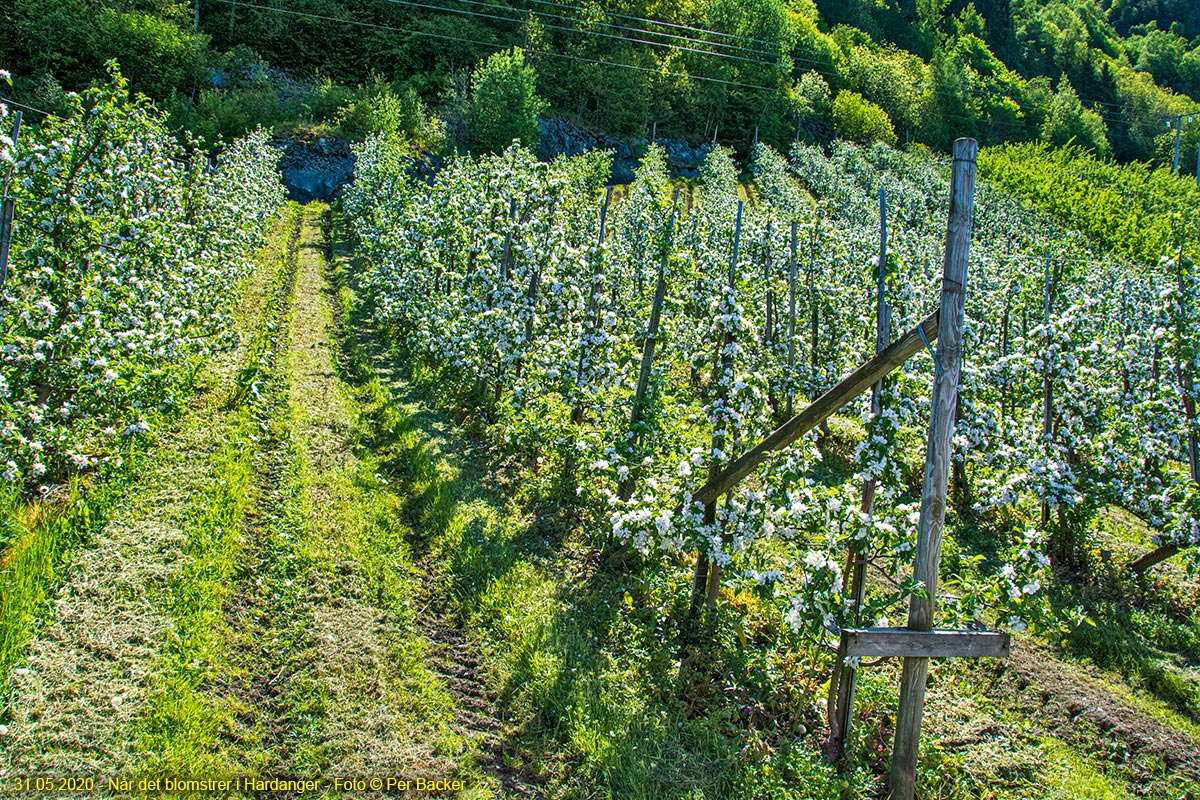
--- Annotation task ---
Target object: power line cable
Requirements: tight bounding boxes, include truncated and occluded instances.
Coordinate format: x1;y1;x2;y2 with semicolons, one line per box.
0;98;63;120
211;0;1200;141
522;0;784;51
403;0;788;62
377;0;780;66
212;0;785;92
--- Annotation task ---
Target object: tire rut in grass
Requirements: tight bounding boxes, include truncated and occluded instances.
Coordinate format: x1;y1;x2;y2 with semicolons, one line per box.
207;207;316;773
419;606;542;798
207;203;472;782
997;644;1200;787
283;205;464;779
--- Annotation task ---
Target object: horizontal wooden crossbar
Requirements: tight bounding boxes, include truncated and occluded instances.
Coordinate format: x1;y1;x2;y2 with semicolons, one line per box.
692;310;940;506
840;627;1011;659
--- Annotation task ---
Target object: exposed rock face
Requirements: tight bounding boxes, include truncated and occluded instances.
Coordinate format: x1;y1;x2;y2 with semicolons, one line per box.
538;117;709;183
277;136;357;203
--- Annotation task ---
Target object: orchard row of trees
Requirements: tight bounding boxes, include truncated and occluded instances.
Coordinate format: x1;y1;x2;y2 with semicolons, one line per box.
0;65;284;492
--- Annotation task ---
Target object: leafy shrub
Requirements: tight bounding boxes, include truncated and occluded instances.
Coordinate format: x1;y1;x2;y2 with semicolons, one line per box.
469;47;546;154
832;90;897;146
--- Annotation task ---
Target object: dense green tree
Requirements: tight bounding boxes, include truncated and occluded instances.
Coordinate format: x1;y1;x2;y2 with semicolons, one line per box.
791;69;832;135
1041;76;1111;156
832;89;897;145
469;47;546;153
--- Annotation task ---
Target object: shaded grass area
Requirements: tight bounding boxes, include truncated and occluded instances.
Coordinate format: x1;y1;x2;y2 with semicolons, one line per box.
1050;508;1200;726
331;207;860;799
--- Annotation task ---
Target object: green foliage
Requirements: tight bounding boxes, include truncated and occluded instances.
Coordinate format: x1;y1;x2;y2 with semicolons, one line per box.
979;141;1200;265
831;90;897;146
93;8;204;98
2;0;205;101
1041;76;1112;157
469;47;546;154
4;0;1200;163
334;82;447;151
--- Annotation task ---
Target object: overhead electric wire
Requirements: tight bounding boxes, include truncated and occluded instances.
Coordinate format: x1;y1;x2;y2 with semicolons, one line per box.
0;98;62;120
211;0;785;92
378;0;781;66
394;0;788;62
522;0;784;52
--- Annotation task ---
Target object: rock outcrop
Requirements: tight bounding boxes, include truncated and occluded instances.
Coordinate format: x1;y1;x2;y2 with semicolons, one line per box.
277;136;357;203
538;117;709;183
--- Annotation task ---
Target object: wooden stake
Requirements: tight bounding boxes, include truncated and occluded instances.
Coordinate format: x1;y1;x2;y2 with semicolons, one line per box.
889;138;977;800
572;188;612;425
500;197;517;285
1041;253;1054;529
694;201;742;613
828;186;890;767
1174;248;1199;485
786;221;798;417
809;224;819;402
620;191;679;500
0;112;23;286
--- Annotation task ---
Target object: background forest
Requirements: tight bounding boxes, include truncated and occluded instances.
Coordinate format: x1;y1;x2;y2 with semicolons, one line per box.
2;0;1200;166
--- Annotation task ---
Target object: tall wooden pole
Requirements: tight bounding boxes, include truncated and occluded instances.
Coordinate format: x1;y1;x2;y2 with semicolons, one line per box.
620;191;679;500
889;138;976;800
828;187;890;767
572;188;612;425
690;201;743;616
786;221;798;417
0;112;22;287
1041;254;1053;529
704;201;743;608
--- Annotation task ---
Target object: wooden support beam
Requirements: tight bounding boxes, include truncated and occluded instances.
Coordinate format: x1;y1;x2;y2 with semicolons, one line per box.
690;310;939;507
841;628;1010;659
1128;542;1181;574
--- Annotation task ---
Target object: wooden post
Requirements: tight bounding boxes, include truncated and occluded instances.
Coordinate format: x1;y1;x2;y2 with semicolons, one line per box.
704;201;744;609
786;221;798;418
619;192;679;500
1041;253;1053;530
0;112;22;286
889;138;976;800
828;186;890;767
1129;542;1181;574
572;188;612;425
809;224;819;402
690;201;743;614
1000;279;1012;426
1174;249;1200;485
500;197;517;285
763;221;777;417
